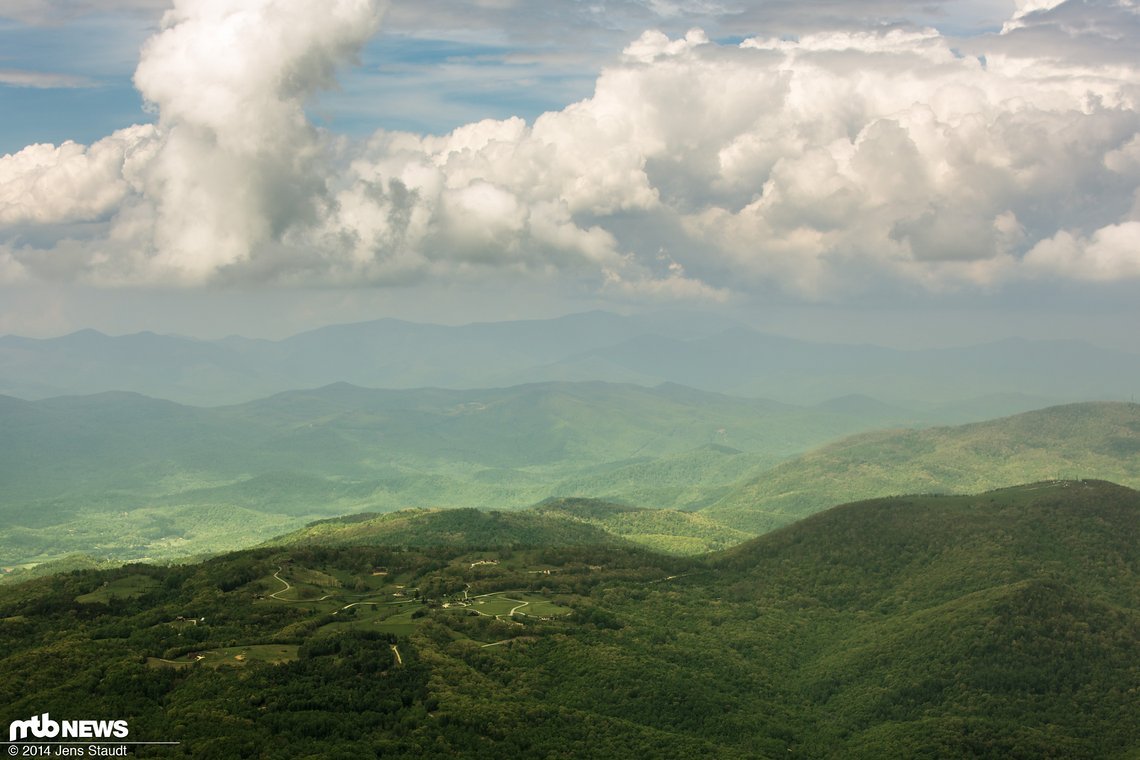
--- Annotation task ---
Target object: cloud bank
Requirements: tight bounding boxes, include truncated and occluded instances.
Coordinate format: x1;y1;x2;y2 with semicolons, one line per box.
1;0;1138;301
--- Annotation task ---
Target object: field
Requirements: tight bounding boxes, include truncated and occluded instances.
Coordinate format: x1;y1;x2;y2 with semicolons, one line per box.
461;591;572;620
75;574;161;604
149;644;300;670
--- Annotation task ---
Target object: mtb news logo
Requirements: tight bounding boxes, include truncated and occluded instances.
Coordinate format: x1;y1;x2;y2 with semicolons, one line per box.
8;714;129;742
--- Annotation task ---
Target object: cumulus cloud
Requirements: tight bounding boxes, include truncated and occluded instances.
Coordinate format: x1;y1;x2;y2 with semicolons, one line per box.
1;0;1139;299
0;127;152;226
127;0;387;280
3;0;386;283
1003;0;1068;31
1024;222;1140;280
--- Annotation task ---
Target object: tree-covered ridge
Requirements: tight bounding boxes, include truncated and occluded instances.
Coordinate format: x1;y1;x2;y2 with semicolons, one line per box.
267;506;626;549
705;401;1140;533
1;480;1136;757
269;497;752;556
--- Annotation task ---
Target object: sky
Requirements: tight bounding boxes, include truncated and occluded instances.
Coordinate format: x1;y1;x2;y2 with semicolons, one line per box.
0;0;1138;350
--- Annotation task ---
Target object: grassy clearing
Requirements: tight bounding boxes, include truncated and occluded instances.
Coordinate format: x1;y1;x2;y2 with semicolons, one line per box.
148;645;300;670
76;574;160;604
467;595;521;617
514;593;572;618
203;644;300;667
372;607;423;636
146;656;194;670
313;599;423;635
289;567;342;587
464;592;570;618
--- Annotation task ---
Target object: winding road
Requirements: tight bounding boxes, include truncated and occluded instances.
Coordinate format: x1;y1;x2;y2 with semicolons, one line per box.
269;567;292;600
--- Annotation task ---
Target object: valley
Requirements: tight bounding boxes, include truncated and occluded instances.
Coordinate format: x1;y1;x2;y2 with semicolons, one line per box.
0;379;917;568
3;385;1138;574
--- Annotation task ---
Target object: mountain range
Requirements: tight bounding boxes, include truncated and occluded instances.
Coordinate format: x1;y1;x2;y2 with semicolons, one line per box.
3;311;1136;408
0;380;913;567
4;383;1139;573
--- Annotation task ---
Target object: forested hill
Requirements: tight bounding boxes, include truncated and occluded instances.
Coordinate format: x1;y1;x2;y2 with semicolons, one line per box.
267;507;626;550
269;498;752;555
0;480;1135;757
704;401;1140;533
718;479;1140;607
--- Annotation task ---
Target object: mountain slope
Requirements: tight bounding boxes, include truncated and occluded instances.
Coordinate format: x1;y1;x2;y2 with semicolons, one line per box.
707;480;1140;755
533;497;753;554
0;481;1135;757
704;401;1140;532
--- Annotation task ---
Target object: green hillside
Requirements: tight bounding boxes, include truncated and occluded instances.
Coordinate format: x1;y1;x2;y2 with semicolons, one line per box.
533;497;753;554
0;381;918;567
705;401;1140;533
0;481;1135;757
267;498;751;556
268;507;625;549
707;480;1140;755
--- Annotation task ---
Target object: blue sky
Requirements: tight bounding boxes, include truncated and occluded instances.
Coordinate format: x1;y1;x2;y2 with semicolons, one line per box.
0;1;1019;153
0;0;1138;349
0;1;618;152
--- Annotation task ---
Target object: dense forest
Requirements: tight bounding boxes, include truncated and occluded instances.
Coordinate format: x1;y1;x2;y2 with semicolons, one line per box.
2;480;1136;758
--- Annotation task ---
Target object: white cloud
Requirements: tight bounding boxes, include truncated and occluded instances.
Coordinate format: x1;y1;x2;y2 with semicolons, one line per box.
1002;0;1068;32
1;0;1139;301
0;125;155;226
1024;222;1140;280
123;0;387;281
0;69;95;88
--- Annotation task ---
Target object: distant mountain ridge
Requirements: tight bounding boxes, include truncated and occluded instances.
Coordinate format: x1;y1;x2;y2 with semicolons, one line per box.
4;383;1139;567
0;379;915;566
1;310;1135;408
704;401;1140;533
